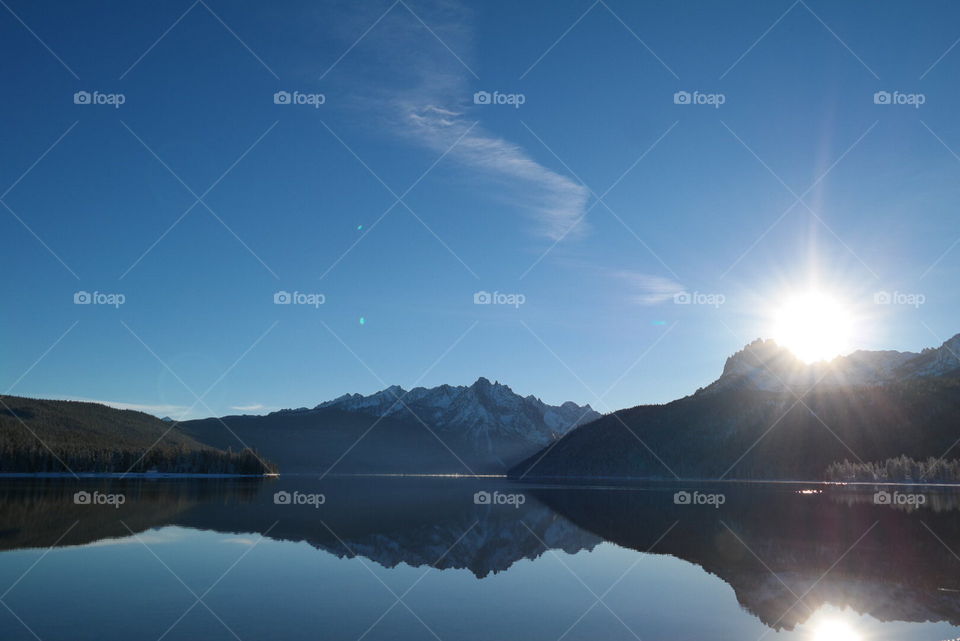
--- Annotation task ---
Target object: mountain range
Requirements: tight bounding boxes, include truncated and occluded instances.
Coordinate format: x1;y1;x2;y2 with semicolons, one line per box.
4;333;959;479
315;377;599;446
178;377;598;474
511;332;960;481
0;478;601;579
535;485;960;630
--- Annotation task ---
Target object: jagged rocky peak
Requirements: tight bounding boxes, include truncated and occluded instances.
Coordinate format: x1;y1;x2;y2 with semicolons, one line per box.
721;339;796;378
708;339;813;393
468;376;500;396
314;377;600;443
942;333;960;366
897;332;960;378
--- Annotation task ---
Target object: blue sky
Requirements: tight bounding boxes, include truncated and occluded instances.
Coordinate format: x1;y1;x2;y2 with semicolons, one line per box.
1;0;959;419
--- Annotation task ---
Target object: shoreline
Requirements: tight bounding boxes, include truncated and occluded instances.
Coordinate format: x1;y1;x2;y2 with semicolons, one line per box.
2;472;959;488
505;475;960;489
0;472;280;479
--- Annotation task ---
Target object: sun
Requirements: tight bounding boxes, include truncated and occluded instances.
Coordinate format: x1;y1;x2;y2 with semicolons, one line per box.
772;290;855;364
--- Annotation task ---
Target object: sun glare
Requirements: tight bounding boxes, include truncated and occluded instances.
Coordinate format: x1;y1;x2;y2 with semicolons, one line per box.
811;620;862;641
772;291;855;364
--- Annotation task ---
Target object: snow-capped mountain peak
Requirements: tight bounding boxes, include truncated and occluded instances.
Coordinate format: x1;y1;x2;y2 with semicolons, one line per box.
316;377;600;446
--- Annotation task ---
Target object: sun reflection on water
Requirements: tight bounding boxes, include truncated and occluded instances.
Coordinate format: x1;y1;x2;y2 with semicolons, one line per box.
811;619;862;641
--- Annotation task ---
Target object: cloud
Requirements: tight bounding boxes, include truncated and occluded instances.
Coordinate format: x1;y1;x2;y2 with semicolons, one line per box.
230;404;266;412
59;397;191;418
404;105;589;240
614;272;686;305
334;0;589;241
49;397;269;420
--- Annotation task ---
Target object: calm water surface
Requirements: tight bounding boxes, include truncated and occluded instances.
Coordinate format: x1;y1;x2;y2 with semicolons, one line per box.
1;477;959;640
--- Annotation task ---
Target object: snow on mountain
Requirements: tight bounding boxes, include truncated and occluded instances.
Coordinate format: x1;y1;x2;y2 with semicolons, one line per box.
896;333;960;378
312;501;601;579
316;377;600;445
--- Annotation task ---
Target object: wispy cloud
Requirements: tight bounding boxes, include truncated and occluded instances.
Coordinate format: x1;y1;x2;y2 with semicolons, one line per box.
48;398;269;419
404;104;589;240
58;397;190;418
230;403;266;412
333;0;589;240
614;271;685;305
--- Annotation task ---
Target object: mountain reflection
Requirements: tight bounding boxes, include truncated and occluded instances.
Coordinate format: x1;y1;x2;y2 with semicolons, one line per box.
533;484;960;630
1;478;959;631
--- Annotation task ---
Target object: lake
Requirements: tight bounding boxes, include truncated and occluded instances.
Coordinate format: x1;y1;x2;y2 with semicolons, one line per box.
1;477;959;640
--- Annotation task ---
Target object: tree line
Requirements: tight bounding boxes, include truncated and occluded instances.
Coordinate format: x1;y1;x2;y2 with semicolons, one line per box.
825;456;960;483
0;395;277;474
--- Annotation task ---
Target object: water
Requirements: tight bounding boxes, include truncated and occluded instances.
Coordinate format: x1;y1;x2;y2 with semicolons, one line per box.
1;477;959;640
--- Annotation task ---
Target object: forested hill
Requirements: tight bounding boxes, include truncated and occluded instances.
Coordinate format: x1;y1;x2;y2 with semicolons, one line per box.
0;396;276;475
510;333;960;482
510;374;960;482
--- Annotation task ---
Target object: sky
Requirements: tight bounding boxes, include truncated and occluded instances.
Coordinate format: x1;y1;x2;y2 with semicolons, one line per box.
1;0;959;419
